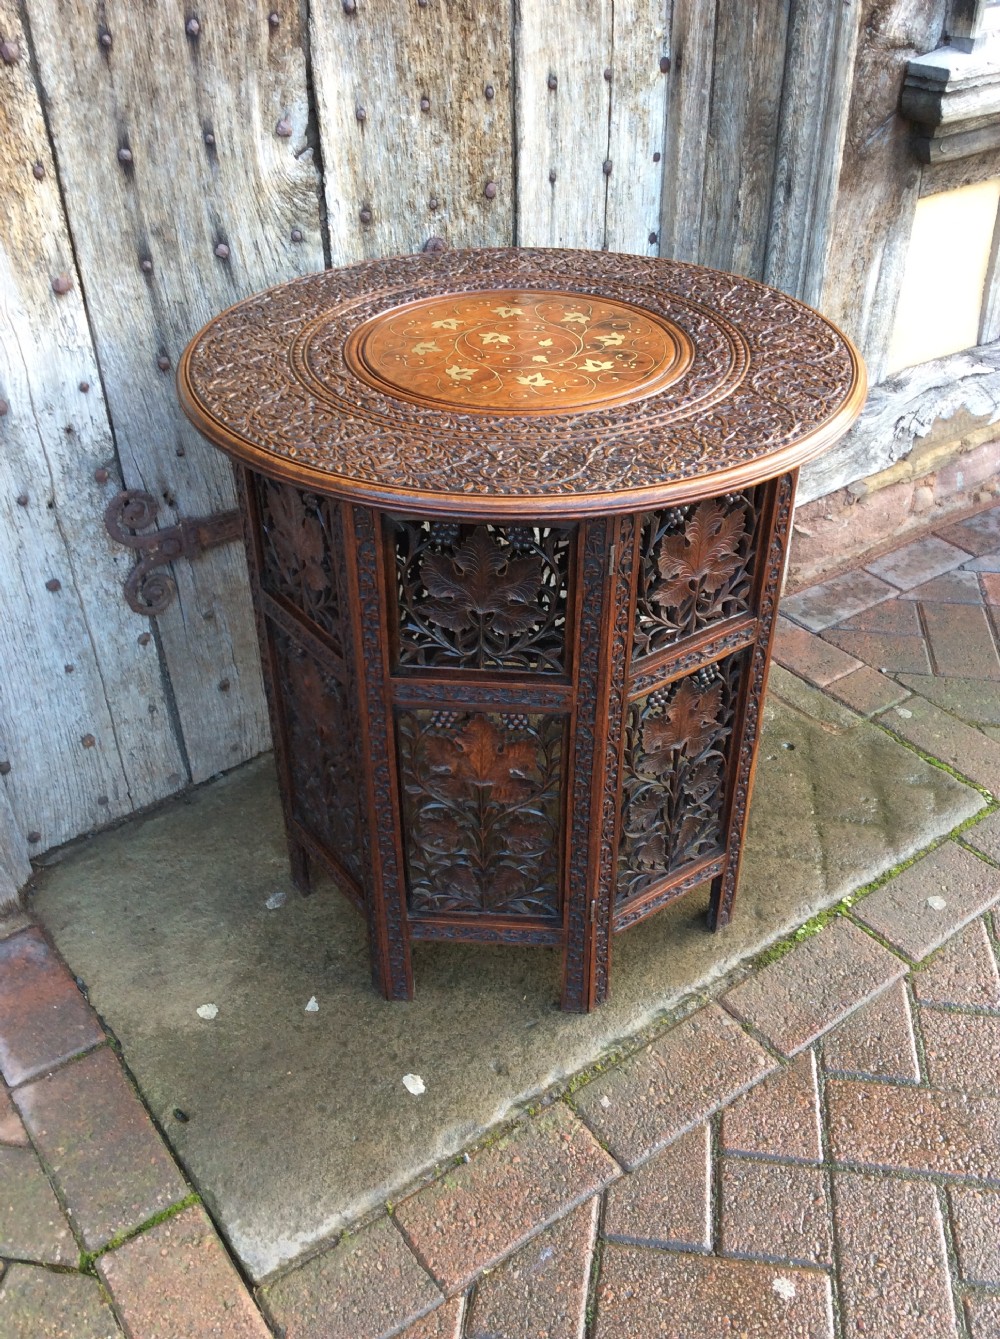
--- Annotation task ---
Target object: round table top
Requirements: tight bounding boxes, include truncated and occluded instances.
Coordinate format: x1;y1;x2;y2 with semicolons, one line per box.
178;248;866;519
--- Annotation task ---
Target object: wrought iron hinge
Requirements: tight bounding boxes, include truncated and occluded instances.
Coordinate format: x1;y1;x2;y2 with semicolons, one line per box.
104;490;242;616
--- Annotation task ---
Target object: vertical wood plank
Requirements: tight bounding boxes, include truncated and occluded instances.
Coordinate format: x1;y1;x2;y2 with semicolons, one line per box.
605;0;671;257
515;0;612;249
764;0;863;305
0;787;30;910
1;0;186;868
659;0;717;263
820;0;948;380
24;0;326;782
698;0;791;279
312;0;514;263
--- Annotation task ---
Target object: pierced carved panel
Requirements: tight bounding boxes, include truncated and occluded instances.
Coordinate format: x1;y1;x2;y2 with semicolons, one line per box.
271;625;362;884
397;710;564;919
618;654;743;904
256;476;344;649
632;488;763;659
392;520;573;673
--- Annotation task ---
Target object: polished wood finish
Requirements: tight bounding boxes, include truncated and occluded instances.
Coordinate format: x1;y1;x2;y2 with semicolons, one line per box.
179;250;865;1010
344;289;692;414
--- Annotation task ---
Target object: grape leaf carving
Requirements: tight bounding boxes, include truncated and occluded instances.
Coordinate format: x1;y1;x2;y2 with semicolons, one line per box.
422;715;539;803
640;680;724;768
420;527;543;636
652;501;746;610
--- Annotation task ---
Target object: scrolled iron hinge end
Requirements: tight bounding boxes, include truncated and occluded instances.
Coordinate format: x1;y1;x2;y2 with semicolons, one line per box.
103;489;241;616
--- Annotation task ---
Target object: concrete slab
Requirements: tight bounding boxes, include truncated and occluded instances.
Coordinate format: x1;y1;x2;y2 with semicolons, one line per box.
29;682;983;1281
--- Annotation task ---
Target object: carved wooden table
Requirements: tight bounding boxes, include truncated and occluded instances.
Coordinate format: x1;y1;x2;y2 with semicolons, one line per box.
178;249;865;1011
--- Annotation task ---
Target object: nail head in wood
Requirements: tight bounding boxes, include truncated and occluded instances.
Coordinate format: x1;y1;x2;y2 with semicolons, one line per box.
290;227;303;242
100;30;113;48
79;382;90;392
268;11;281;26
32;161;45;180
603;159;612;175
355;105;366;121
420;96;430;112
484;180;497;199
157;356;171;371
52;274;73;295
484;83;495;100
117;147;132;164
137;632;152;646
359;207;372;224
423;236;446;252
26;831;41;844
659;56;670;73
0;399;8;416
547;73;557;90
94;468;110;483
0;40;19;64
276;116;293;137
0;762;10;776
214;242;230;259
45;578;62;592
185;17;201;37
140;258;153;273
81;734;96;748
604;66;612;81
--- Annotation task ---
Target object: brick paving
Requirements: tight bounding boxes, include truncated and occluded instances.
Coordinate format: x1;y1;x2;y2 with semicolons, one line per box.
4;509;1000;1337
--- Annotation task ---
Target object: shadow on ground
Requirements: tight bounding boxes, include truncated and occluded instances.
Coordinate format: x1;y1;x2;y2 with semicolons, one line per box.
30;670;983;1280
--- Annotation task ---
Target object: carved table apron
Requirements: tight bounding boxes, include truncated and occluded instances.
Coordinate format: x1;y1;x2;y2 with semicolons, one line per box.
178;249;866;1012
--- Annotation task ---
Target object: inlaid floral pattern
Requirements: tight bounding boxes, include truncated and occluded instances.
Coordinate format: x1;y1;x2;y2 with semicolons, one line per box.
397;711;564;918
344;289;688;413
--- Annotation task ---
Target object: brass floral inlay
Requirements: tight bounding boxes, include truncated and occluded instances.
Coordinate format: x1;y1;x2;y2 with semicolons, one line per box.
341;289;692;414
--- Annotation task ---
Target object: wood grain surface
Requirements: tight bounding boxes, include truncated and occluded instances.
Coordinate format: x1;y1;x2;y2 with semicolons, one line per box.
0;0;184;893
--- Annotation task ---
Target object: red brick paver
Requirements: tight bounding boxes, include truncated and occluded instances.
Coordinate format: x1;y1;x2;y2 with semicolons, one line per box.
593;1248;834;1338
966;1292;1000;1338
0;1086;28;1146
393;1102;616;1294
921;1009;1000;1096
826;1078;1000;1180
865;534;970;589
821;978;920;1081
12;1046;190;1252
721;918;906;1056
603;1124;711;1250
949;1186;1000;1285
720;1050;822;1162
0;1262;121;1338
573;1003;775;1168
772;617;863;685
966;810;1000;864
0;1146;77;1266
464;1197;597;1339
853;841;1000;960
0;929;104;1087
913;918;1000;1008
827;663;911;715
833;1172;957;1337
779;569;895;632
262;1214;441;1339
720;1158;832;1266
398;1299;465;1339
97;1205;272;1339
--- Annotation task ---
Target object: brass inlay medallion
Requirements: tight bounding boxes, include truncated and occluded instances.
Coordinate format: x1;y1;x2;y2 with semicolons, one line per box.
340;289;693;414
